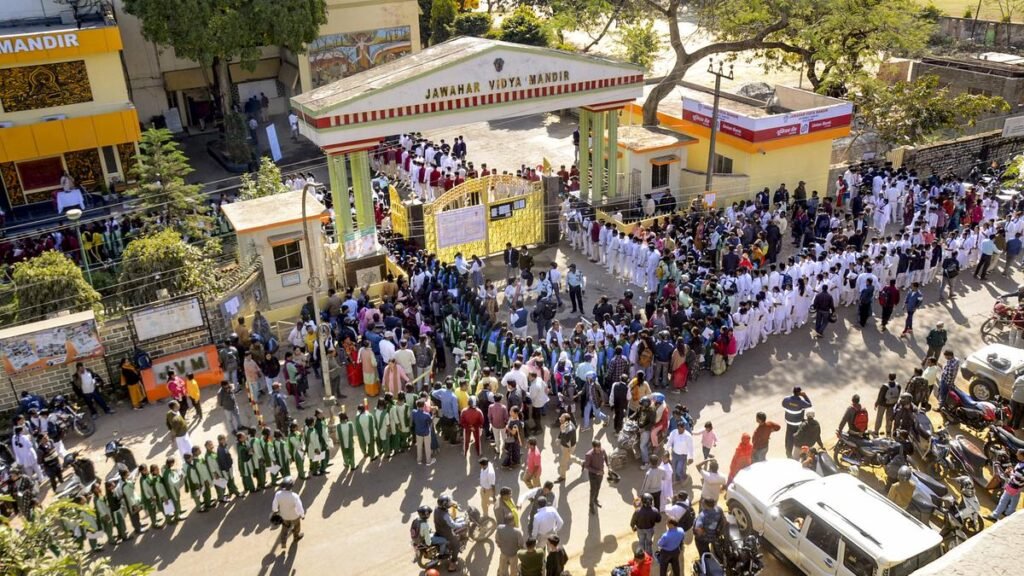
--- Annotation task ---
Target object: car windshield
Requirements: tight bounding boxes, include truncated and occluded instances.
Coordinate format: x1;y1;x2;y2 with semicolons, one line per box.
768;479;815;502
887;545;942;576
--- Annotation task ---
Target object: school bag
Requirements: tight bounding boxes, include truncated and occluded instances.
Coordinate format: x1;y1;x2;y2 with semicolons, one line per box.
852;407;869;433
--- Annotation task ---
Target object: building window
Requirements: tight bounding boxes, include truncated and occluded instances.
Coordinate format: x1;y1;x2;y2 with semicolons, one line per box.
714;154;734;175
272;241;303;274
651;163;669;188
101;146;119;176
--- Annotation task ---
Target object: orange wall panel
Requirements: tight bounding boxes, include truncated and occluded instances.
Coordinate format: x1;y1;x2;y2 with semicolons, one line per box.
31;121;68;157
63;116;99;151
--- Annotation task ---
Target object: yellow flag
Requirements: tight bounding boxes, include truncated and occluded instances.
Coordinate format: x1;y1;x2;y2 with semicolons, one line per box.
542;157;552;174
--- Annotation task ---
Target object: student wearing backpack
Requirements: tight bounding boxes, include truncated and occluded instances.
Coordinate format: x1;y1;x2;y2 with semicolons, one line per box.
939;251;960;301
874;374;902;436
837;394;869;437
878;280;900;332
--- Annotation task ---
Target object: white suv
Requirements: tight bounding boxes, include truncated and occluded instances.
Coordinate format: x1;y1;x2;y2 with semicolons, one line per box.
725;460;942;576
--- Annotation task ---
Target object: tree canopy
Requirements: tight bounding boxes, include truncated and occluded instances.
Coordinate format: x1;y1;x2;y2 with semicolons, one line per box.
500;6;551;46
118;229;219;307
124;0;327;114
0;498;152;576
127;128;211;242
11;251;101;322
239;156;288;201
849;75;1010;147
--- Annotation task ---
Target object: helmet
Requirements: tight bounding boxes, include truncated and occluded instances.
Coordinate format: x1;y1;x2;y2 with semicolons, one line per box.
417;505;432;519
623;290;634;299
279;476;295;490
899;392;913;405
51;395;66;408
437;495;451;508
897;465;912;482
639;397;652;407
641;493;654;506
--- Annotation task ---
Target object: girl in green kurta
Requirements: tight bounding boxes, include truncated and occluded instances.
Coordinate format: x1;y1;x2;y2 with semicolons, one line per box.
354;403;378;461
92;483;125;544
161;458;184;521
273;429;292;479
304;417;327;476
235;431;258;493
257;428;280;485
335;410;357;469
72;494;103;550
373;399;392;459
204;439;237;502
141;464;168;528
313;409;333;471
287;422;307;479
117;467;145;535
185;448;214;511
389;394;410;452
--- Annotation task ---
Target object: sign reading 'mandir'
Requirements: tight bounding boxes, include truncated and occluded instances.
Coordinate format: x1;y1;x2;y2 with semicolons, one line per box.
0;33;80;54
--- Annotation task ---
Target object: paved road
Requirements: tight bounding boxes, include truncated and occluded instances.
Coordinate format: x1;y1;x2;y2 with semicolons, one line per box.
71;238;1015;576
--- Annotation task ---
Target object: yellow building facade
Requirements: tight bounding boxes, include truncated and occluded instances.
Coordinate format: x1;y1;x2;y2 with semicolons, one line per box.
0;22;140;210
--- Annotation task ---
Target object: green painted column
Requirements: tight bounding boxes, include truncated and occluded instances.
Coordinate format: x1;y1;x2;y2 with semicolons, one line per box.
350;149;374;235
328;154;353;239
592;111;606;202
578;108;591;204
607;109;619;199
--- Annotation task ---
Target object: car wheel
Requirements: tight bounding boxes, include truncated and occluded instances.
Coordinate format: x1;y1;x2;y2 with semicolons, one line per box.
728;500;753;535
968;378;997;402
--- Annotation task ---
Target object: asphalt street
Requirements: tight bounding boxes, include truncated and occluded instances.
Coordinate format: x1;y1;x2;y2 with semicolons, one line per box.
67;237;1018;576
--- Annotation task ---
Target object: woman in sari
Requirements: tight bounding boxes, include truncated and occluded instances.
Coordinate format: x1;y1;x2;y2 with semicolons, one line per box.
728;433;754;484
342;337;362;389
670;339;689;392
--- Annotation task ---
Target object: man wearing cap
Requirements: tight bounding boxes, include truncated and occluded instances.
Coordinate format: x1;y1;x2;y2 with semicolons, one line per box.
271;477;304;549
781;387;812;457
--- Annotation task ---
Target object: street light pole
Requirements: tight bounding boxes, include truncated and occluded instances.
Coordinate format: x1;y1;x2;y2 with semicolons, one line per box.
301;183;331;402
704;59;735;198
66;208;92;285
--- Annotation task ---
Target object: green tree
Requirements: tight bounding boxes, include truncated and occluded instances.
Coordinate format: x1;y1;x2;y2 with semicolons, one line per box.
239;156;287;200
223;110;252;166
418;0;434;46
11;251;101;322
430;0;458;44
123;0;327;116
500;6;551;46
0;498;152;576
636;0;934;124
127;128;211;241
118;229;219;306
617;19;662;71
453;12;493;37
850;75;1010;147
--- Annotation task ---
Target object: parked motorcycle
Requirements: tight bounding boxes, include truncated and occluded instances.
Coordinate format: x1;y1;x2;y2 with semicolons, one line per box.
938;388;1008;433
49;396;96;438
691;515;764;576
54;451;99;500
105;436;137;472
924;428;956;477
906;408;935;460
938;476;984;551
807;449;839;477
412;503;482;569
983;424;1024;463
610;419;642;470
833;431;903;469
946;433;995;490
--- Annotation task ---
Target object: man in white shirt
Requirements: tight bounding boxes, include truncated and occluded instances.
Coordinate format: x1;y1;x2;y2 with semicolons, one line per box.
479;457;496;518
502;362;527;394
271;477;305;547
696;459;727;502
287;321;305;350
379;332;397;365
288;112;299;140
530;497;564;539
666;421;694;482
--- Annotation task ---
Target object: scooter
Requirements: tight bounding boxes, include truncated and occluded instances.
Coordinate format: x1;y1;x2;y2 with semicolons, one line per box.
938;477;985;551
833;431;903;469
807;449;839;477
938;388;1008;433
925;428;957;478
946;434;994;490
105;436;137;472
907;409;935;460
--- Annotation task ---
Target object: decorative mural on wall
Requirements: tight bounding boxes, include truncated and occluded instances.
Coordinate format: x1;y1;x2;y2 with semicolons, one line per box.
65;149;103;190
0;60;93;112
0;162;24;206
117;142;136;179
308;26;412;88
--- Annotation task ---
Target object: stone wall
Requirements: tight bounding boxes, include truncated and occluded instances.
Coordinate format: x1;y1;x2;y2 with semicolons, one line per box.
891;130;1024;178
937;16;1024;48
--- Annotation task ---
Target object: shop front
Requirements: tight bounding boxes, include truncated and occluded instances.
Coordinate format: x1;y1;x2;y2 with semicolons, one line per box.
0;23;140;216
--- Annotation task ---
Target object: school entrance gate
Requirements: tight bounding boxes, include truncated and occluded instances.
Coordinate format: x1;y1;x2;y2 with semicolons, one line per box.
290;37;643;278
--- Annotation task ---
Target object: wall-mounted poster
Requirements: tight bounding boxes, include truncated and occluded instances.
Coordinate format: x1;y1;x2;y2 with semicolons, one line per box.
0;311;103;374
308;26;412;88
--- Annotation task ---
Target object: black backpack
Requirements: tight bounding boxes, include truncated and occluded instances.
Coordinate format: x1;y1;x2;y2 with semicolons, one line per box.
680;504;696;531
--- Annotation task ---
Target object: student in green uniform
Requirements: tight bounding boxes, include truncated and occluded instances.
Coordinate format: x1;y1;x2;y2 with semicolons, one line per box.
213;436;242;499
257;427;281;485
161;458;184;521
205;439;233;502
313;409;333;471
73;494;103;551
117;466;146;536
390;393;411;452
183;452;208;513
272;429;292;479
373;399;392;459
354;403;378;461
335;408;357;469
235;430;258;493
287;422;307;480
304;417;328;476
92;483;125;544
140;464;168;528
